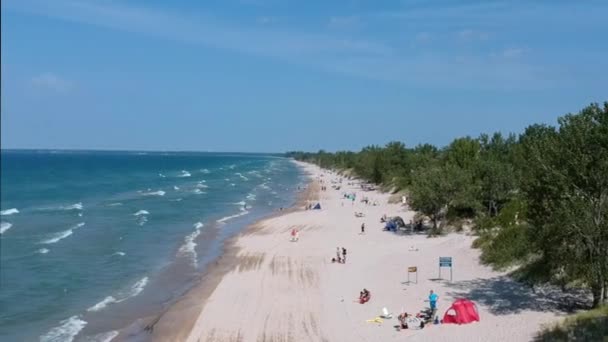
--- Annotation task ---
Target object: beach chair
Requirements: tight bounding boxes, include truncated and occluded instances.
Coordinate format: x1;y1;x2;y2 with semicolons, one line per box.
381;307;393;319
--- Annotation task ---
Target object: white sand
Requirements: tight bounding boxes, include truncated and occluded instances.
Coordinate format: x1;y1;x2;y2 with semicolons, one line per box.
181;162;563;342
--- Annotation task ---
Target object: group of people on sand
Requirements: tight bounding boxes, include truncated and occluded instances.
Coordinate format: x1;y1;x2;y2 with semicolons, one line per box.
331;247;347;263
396;290;439;330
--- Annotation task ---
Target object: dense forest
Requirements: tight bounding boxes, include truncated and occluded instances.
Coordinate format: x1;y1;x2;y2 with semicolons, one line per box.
286;103;608;308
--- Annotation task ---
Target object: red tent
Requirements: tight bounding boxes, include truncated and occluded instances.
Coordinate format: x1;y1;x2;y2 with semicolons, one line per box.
442;299;479;324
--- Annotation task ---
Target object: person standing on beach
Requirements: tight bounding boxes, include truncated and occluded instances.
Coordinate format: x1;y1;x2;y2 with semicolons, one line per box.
361;223;365;234
336;247;341;261
428;290;438;311
342;247;347;263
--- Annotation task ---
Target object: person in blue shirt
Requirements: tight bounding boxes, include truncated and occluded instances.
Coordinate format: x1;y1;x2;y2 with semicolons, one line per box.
428;290;438;310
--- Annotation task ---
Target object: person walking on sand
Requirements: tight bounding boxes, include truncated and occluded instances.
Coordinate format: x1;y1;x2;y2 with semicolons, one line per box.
342;247;347;263
361;223;365;234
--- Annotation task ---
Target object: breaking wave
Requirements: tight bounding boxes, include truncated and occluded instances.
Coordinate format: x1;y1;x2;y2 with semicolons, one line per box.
133;210;149;216
0;222;13;234
41;223;85;244
40;316;87;342
235;173;249;181
142;190;165;197
178;222;203;265
87;277;149;312
178;170;191;178
63;203;83;211
1;208;19;216
38;248;50;254
217;210;249;224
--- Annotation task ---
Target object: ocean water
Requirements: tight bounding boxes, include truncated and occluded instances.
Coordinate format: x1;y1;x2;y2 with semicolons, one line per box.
0;150;305;341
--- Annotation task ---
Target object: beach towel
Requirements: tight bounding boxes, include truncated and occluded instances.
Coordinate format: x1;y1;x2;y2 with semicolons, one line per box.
366;317;383;324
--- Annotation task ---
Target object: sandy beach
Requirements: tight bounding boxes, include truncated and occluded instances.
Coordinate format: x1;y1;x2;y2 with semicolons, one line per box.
148;161;567;342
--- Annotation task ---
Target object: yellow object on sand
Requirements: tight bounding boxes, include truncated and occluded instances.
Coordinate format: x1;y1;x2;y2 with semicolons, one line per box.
366;317;383;324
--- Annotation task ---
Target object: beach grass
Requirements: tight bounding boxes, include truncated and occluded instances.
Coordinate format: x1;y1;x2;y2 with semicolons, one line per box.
535;305;608;341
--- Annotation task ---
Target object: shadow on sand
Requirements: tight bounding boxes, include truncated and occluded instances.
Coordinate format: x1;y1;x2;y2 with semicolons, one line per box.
445;276;591;316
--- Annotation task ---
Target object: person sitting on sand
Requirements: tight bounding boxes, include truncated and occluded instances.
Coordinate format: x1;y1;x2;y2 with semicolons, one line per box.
398;312;424;330
398;312;409;329
359;288;370;303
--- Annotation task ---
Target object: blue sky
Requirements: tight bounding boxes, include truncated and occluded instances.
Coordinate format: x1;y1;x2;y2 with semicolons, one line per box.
2;0;607;152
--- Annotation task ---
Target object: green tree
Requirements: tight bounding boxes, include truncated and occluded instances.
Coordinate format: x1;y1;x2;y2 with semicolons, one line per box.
409;163;470;234
519;103;608;307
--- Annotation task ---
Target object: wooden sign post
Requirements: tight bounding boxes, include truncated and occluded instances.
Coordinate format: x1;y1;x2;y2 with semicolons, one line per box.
407;266;418;284
439;257;453;281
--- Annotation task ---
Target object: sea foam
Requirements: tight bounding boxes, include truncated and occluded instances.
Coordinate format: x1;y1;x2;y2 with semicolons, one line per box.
0;222;13;234
0;208;19;216
82;331;119;342
142;190;165;197
63;203;83;211
178;170;191;178
235;173;249;181
41;223;85;244
87;277;148;312
87;296;117;312
38;248;50;254
217;210;249;224
40;315;87;342
133;210;149;216
178;222;203;265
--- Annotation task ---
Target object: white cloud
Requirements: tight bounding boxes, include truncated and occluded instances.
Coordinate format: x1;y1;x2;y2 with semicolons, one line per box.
30;72;72;92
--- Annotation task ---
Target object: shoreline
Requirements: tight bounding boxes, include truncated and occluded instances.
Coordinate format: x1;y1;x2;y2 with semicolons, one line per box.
127;161;569;341
115;161;318;341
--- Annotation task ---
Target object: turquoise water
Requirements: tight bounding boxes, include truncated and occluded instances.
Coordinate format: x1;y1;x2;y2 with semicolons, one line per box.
0;150;304;341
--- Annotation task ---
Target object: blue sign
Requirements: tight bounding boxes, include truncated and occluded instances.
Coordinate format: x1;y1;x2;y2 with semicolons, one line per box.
439;257;453;281
439;257;453;267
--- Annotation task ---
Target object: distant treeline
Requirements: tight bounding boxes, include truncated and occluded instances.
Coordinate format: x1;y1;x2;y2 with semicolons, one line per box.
286;102;608;308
